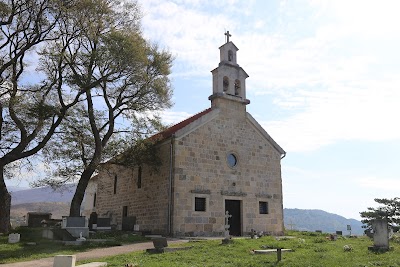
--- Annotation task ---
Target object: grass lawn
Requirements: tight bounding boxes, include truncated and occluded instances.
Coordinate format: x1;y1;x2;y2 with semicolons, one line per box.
2;229;400;266
79;231;400;267
0;227;149;264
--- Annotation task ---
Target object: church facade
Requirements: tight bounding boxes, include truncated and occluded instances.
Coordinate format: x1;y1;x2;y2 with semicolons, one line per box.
89;37;286;237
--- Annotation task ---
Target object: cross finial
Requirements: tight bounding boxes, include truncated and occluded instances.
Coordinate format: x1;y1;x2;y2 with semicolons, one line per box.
224;31;232;43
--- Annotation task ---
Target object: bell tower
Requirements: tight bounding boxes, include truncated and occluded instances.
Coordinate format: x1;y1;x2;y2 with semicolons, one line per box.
209;31;250;107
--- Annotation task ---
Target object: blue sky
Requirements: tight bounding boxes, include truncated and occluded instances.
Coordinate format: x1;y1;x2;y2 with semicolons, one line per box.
139;0;400;220
6;0;400;220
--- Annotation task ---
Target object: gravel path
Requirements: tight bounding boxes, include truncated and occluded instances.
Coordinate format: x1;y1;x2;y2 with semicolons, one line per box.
1;239;188;267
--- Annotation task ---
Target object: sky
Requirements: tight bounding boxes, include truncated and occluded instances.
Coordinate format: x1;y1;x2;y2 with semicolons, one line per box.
138;0;400;220
6;0;400;221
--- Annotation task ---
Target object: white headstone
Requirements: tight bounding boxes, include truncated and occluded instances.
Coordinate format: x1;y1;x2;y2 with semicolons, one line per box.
8;233;20;243
53;255;76;267
372;219;389;249
224;211;232;238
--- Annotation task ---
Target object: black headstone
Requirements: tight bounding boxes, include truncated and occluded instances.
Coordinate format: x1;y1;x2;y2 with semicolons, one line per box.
66;217;85;227
122;216;136;231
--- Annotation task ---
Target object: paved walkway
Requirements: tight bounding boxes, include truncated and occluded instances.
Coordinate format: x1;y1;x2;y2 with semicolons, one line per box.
2;239;188;267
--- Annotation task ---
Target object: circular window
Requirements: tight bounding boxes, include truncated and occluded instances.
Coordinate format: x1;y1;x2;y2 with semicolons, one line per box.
227;153;237;168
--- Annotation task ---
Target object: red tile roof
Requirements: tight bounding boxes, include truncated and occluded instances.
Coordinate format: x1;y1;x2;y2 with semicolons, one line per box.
152;108;212;141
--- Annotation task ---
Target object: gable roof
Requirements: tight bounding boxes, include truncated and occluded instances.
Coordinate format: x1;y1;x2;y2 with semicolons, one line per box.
152;108;212;141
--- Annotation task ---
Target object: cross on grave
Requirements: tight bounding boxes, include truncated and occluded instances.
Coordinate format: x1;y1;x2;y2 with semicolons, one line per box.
225;31;232;43
224;210;232;238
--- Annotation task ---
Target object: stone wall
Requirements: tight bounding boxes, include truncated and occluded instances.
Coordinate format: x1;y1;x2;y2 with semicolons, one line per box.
95;142;171;234
95;97;284;237
172;97;284;236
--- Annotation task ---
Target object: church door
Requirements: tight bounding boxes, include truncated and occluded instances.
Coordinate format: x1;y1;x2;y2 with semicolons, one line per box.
225;200;241;236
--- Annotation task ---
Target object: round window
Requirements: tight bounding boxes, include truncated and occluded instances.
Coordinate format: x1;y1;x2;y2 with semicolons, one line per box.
227;153;237;168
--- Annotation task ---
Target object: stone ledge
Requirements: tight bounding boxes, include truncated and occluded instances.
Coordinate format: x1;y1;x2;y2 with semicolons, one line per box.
190;189;211;194
221;190;247;196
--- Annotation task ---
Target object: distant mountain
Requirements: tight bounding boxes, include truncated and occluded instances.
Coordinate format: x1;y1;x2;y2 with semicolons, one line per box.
284;208;365;235
11;202;70;219
10;184;76;205
8;186;29;192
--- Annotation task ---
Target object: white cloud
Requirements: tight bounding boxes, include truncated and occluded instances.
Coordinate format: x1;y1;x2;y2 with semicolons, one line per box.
358;176;400;192
160;110;193;125
140;0;400;153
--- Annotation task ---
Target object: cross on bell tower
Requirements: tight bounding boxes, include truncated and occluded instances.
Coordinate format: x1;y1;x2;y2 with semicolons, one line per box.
224;31;232;43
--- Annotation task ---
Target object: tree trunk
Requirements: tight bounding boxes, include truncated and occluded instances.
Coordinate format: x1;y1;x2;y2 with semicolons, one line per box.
0;165;11;233
69;167;96;216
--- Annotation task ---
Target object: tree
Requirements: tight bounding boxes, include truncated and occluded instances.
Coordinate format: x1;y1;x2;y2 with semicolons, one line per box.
0;0;85;233
360;198;400;230
37;0;173;216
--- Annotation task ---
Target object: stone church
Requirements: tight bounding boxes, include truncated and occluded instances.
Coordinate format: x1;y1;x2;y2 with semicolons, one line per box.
85;36;286;237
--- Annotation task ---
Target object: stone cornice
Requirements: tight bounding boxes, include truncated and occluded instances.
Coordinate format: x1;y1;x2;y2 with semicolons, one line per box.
220;190;247;197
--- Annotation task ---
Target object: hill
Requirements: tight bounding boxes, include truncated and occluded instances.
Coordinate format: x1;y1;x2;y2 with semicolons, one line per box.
11;202;70;220
10;184;76;205
284;208;364;235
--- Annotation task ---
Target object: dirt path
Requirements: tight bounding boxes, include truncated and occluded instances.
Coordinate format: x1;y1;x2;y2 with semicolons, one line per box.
1;239;188;267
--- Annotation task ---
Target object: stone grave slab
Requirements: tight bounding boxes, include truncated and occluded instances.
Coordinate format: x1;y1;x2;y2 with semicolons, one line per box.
368;219;392;252
53;255;76;267
53;255;107;267
62;216;89;238
253;249;293;254
8;233;20;243
96;218;111;230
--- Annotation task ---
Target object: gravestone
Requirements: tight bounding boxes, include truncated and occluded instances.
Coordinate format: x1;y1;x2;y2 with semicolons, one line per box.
89;211;98;230
53;255;75;267
27;212;52;227
53;255;107;267
8;233;20;243
250;229;257;239
122;216;136;231
224;210;232;238
347;224;352;236
368;219;391;252
153;237;168;249
62;216;89;238
96;218;112;230
222;211;233;244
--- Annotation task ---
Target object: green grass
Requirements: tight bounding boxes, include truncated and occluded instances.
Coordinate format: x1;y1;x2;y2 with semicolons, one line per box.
3;229;400;266
79;231;400;267
0;227;149;264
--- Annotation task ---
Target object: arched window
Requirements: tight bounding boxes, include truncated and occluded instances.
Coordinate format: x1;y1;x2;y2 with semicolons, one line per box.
228;50;233;61
234;79;241;95
223;76;229;92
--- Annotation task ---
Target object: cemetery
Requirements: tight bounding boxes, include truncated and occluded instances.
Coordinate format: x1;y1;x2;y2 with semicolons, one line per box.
2;220;400;266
